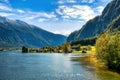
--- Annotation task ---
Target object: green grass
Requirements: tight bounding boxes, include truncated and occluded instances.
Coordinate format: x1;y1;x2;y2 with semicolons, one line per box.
73;46;96;55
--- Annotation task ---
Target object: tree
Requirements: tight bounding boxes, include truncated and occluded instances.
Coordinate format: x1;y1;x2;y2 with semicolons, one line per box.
96;32;120;72
62;42;71;53
22;46;28;53
105;34;120;71
96;33;110;61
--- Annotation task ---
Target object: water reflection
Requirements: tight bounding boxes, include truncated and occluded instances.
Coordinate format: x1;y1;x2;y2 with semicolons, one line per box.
69;53;120;80
0;51;120;80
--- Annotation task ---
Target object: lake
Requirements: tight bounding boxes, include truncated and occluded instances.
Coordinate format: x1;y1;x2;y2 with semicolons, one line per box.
0;51;120;80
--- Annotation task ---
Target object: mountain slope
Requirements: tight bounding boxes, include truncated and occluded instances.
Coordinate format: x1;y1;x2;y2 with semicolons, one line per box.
0;16;66;48
107;15;120;32
67;0;120;42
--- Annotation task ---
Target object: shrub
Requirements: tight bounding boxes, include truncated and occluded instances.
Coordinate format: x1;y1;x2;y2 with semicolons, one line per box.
96;33;120;72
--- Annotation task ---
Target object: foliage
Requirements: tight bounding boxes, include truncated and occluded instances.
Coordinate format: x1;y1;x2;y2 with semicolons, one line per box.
61;42;71;53
71;44;81;51
28;42;71;53
22;46;28;53
96;33;120;72
96;33;110;60
73;46;95;54
71;37;97;46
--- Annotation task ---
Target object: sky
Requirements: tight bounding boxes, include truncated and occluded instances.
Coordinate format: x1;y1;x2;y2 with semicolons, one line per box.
0;0;113;36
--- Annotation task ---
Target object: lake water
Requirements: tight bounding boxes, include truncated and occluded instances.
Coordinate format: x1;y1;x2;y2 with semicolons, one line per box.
0;51;120;80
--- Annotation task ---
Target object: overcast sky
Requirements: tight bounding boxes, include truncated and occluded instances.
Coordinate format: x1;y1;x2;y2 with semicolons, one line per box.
0;0;112;36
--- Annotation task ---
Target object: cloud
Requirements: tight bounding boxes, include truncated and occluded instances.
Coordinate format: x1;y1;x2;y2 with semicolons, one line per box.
54;30;61;34
58;0;77;4
38;18;46;22
22;11;57;22
0;0;104;23
0;2;57;22
0;0;57;22
40;12;56;19
0;4;12;11
67;0;77;3
58;0;95;4
0;9;58;22
94;6;104;15
0;12;14;17
81;0;95;3
100;0;112;3
62;15;70;19
17;9;25;14
54;30;72;36
56;5;96;21
62;30;72;36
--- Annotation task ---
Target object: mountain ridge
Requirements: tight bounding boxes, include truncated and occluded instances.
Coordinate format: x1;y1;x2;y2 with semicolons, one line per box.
0;16;66;48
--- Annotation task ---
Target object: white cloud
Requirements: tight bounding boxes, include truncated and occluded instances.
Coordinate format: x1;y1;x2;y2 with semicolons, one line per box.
38;18;46;22
0;5;12;11
89;0;95;3
58;0;77;4
58;0;64;4
54;30;71;36
56;5;96;21
62;30;72;36
21;11;58;23
0;10;57;23
25;11;57;19
81;0;95;3
100;0;112;3
0;2;57;22
0;5;57;23
26;16;37;20
41;12;56;19
0;12;14;17
62;15;70;19
17;9;25;13
54;30;61;34
95;6;104;15
58;0;95;4
67;0;77;3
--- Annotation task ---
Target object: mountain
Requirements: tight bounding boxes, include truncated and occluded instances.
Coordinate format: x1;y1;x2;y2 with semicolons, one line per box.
107;15;120;32
0;16;66;48
67;0;120;42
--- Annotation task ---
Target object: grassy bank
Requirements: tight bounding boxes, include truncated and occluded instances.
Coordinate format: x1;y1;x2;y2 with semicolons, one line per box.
77;55;120;80
73;46;95;54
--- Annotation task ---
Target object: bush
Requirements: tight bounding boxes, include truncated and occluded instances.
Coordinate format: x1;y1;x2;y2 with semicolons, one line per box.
62;42;71;53
96;33;120;72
